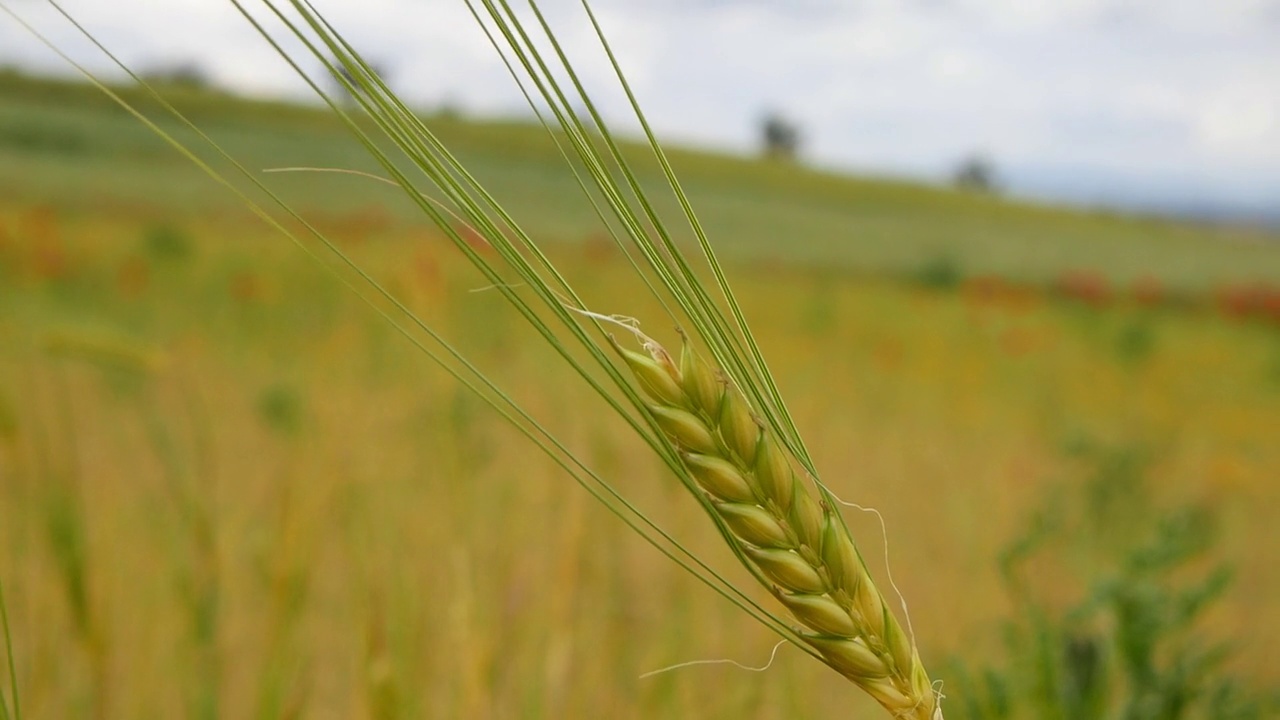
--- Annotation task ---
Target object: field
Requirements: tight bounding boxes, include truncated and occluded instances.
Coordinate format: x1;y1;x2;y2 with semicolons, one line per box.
2;72;1279;718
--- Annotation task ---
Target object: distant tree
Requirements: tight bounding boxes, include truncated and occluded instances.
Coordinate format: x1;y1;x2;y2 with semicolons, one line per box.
953;154;999;194
760;111;801;161
140;61;212;89
434;100;463;121
329;59;393;102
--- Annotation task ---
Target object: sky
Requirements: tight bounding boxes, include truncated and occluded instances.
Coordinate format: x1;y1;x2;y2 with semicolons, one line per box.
3;0;1279;222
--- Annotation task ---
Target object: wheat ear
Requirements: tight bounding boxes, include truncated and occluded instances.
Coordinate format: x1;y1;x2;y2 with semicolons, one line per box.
615;333;940;720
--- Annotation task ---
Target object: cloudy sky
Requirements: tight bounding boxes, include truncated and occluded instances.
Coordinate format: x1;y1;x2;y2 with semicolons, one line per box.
3;0;1279;220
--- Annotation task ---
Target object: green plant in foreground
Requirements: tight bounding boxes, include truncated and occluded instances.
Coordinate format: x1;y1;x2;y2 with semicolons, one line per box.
948;443;1280;719
5;0;942;716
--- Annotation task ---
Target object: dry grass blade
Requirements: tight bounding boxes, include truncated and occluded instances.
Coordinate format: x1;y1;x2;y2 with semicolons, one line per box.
0;575;16;720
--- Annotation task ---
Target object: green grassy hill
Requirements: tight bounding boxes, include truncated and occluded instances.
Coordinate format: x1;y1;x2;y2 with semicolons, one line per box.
2;69;1278;291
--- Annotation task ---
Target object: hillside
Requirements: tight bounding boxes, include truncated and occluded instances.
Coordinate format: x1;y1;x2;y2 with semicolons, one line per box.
2;70;1278;291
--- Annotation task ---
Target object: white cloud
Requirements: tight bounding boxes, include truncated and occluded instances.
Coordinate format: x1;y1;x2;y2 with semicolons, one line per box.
1196;74;1280;162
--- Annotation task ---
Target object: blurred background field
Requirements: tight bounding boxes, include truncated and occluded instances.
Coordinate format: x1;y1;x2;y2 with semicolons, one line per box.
2;70;1280;718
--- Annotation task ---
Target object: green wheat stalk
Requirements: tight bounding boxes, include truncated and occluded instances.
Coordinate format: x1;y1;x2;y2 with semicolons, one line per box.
3;1;944;716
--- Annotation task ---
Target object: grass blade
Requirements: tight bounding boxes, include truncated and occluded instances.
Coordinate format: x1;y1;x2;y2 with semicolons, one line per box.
0;575;19;720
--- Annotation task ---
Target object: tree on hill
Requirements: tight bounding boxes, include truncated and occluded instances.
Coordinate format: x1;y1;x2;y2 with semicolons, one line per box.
953;153;999;194
140;61;213;89
760;111;801;161
329;60;393;102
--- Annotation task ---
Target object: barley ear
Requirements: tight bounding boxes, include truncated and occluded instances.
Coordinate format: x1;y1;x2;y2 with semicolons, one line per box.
619;334;940;719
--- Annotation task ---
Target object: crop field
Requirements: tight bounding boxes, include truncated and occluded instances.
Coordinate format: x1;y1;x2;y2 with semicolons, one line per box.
1;73;1279;718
